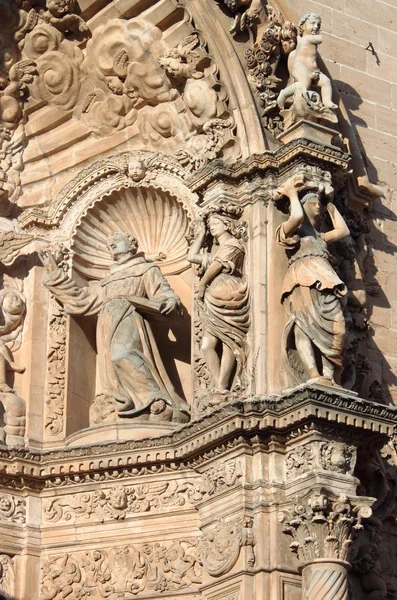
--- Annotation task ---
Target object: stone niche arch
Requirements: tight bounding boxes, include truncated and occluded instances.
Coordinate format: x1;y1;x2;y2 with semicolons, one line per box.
33;150;199;442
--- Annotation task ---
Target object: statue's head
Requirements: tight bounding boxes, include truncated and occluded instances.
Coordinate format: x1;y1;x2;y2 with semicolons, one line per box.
298;12;321;36
127;159;146;182
2;291;24;316
46;0;75;17
301;192;321;221
106;231;139;262
203;203;247;242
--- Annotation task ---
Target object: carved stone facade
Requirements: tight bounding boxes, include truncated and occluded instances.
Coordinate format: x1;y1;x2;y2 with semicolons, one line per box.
0;1;396;599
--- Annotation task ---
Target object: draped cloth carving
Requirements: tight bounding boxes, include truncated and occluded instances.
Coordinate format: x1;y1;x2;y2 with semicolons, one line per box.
41;234;190;425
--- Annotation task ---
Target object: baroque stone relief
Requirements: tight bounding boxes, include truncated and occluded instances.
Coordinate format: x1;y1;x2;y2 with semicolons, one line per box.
43;459;243;523
40;517;254;598
273;173;350;388
286;440;356;479
221;3;337;134
0;554;15;599
187;202;250;409
0;1;238;216
39;231;190;426
0;276;26;446
0;492;26;523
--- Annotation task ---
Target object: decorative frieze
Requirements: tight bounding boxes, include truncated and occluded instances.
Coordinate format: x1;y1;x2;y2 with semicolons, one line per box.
40;517;254;597
43;460;243;523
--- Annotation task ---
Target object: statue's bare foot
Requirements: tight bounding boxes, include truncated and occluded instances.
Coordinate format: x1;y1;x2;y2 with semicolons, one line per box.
324;101;338;110
10;362;25;374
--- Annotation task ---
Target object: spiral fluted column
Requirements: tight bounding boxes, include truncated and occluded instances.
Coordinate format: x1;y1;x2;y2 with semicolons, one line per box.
301;560;350;600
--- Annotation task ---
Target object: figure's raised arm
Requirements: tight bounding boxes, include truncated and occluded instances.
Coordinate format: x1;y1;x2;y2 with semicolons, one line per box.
322;202;350;244
187;221;207;265
39;245;103;316
274;175;308;238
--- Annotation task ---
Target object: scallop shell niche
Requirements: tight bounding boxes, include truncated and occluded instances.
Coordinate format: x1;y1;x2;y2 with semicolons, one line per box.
71;186;191;280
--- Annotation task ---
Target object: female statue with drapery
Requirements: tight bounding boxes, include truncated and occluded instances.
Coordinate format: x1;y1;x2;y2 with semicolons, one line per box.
188;204;250;402
275;175;350;386
40;231;190;425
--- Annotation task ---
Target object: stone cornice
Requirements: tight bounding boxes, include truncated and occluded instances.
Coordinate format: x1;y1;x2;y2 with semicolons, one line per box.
0;386;395;489
188;140;350;194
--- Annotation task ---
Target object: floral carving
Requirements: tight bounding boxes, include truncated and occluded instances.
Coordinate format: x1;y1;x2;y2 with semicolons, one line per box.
245;6;296;135
199;459;243;495
41;542;202;598
41;517;253;597
44;298;67;437
0;493;26;523
286;445;314;478
43;460;242;523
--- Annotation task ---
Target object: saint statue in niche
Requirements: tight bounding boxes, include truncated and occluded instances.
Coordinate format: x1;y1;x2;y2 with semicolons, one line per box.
40;231;190;425
188;205;250;401
275;175;350;387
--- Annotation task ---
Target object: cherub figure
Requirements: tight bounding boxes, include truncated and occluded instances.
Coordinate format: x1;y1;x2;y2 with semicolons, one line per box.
0;288;26;392
159;34;204;80
42;0;88;35
277;12;337;110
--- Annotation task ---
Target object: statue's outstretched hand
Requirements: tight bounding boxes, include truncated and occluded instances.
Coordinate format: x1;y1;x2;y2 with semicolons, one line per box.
160;297;182;317
39;249;60;273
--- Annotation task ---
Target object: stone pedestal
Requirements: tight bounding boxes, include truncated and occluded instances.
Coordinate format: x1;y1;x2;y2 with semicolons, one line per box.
277;119;342;148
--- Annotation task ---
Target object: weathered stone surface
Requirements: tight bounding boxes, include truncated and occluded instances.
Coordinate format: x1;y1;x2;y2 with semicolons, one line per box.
0;0;396;598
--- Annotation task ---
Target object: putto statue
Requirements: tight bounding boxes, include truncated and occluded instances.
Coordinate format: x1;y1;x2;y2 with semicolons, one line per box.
277;12;338;126
274;175;349;387
188;205;249;402
40;231;190;425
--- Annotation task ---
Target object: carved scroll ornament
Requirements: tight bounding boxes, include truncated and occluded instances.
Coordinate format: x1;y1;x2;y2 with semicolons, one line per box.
196;517;255;577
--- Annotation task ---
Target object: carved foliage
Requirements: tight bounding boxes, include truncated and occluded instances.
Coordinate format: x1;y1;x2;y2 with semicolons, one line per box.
41;518;253;598
43;460;243;523
41;543;202;599
245;6;296;135
44;298;67;437
0;493;26;523
286;441;356;479
280;491;372;563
